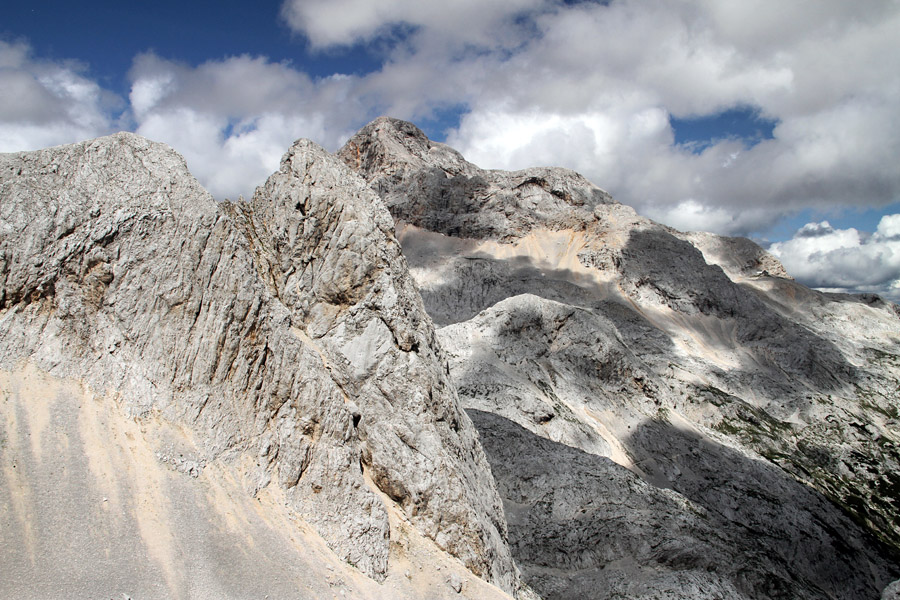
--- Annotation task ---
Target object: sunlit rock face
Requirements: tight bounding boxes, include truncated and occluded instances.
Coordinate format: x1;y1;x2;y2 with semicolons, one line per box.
341;117;900;600
3;117;899;600
0;132;530;599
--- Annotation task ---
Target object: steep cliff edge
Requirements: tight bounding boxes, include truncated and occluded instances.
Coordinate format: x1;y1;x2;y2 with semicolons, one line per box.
340;117;900;599
0;133;527;598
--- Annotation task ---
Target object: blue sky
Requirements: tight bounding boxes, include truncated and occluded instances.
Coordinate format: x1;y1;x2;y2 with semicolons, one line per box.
3;0;900;298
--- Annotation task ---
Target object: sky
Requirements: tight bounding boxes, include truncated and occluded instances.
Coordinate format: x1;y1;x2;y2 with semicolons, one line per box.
3;0;900;299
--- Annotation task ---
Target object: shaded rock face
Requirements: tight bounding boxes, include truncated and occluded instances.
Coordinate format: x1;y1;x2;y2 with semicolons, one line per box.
472;409;891;600
341;118;900;598
339;117;614;241
0;133;522;596
5;117;900;600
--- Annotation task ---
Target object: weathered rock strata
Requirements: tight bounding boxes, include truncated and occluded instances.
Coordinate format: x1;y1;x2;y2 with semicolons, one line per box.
0;132;524;597
339;117;613;242
341;117;900;598
4;116;899;600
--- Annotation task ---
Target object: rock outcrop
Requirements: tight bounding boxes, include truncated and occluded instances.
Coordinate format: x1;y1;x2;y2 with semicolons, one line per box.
4;116;899;600
340;117;900;599
0;132;527;598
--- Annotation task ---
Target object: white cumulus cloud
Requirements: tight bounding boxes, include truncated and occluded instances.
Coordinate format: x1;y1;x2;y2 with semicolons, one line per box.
438;1;900;237
0;40;120;151
280;0;550;50
769;216;900;298
127;52;365;199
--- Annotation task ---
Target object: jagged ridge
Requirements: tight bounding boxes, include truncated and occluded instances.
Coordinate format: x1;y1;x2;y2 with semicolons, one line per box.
2;116;899;600
0;131;529;598
340;117;900;599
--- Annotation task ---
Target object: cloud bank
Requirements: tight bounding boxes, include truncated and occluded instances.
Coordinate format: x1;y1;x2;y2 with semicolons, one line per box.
0;40;120;150
770;216;900;299
277;0;900;239
3;0;900;295
127;52;364;199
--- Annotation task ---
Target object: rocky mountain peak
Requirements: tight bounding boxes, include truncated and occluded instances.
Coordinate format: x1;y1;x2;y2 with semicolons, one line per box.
342;116;474;178
338;116;615;241
342;118;900;599
0;129;530;598
2;117;899;600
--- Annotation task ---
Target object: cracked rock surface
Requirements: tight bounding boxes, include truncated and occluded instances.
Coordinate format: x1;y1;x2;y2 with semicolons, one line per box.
0;132;525;598
5;116;900;600
341;117;900;599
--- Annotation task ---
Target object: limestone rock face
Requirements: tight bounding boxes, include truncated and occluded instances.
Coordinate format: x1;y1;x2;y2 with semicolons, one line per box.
6;116;900;600
0;133;523;597
678;230;792;280
340;118;900;599
339;117;614;242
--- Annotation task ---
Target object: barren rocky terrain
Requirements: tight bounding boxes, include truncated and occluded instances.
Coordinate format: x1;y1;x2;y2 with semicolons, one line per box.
341;117;900;599
1;118;898;598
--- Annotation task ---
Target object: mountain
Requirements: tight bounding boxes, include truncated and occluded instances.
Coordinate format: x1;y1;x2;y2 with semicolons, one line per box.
338;117;900;599
0;132;532;599
1;118;898;599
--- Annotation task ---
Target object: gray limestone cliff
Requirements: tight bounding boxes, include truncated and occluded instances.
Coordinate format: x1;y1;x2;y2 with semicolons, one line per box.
0;132;528;599
339;117;900;599
4;116;900;600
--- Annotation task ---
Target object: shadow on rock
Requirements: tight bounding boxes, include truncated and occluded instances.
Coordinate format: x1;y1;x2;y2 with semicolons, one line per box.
468;409;898;600
618;228;860;395
622;415;898;599
416;252;613;326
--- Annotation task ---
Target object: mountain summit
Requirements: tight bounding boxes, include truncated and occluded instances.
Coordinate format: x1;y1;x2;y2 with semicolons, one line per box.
339;117;900;599
1;118;898;599
0;130;528;599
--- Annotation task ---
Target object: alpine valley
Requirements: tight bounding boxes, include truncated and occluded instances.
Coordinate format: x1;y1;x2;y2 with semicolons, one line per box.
2;117;898;599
